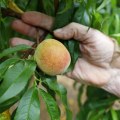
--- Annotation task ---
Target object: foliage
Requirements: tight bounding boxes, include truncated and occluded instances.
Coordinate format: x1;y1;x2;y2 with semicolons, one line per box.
0;0;120;120
0;110;11;120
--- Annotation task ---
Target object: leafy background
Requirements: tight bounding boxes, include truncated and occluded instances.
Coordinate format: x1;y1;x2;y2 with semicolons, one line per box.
0;0;120;120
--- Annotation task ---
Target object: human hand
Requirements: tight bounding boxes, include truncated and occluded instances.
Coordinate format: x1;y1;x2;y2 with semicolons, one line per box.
10;11;120;97
10;11;54;46
54;22;120;97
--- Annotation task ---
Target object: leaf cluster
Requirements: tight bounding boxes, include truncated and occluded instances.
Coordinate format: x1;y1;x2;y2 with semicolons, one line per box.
1;0;120;120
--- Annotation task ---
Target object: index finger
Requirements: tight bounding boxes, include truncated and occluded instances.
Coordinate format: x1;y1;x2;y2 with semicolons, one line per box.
53;22;94;41
22;11;54;31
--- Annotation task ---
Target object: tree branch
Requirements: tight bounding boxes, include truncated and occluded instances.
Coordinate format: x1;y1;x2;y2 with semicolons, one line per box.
1;7;22;19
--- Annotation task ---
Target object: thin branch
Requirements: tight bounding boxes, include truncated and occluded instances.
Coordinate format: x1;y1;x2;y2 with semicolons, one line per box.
1;7;55;58
54;0;59;14
1;7;22;19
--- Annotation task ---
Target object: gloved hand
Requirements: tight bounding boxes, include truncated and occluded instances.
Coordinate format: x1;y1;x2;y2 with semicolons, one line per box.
10;11;120;97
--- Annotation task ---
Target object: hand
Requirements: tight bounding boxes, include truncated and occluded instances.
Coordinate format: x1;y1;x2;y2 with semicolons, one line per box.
10;11;120;97
10;11;54;46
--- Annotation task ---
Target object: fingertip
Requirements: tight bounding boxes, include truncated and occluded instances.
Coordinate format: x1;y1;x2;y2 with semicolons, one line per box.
11;19;21;29
9;37;20;47
53;29;63;38
54;28;70;40
10;37;22;47
54;29;63;33
21;12;30;23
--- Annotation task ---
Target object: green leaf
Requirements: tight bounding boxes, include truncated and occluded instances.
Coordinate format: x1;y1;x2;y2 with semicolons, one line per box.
101;16;113;34
87;86;117;101
111;33;120;44
114;14;120;33
102;111;111;120
14;87;40;120
92;11;102;29
41;0;55;16
111;0;117;8
53;0;74;29
73;1;92;26
77;85;84;107
110;109;119;120
0;19;9;51
75;104;90;120
40;89;60;120
64;40;79;72
59;0;73;13
88;98;116;110
14;0;38;11
97;0;110;11
1;0;7;7
111;33;120;37
43;76;72;120
0;44;31;59
0;58;20;81
45;34;54;39
87;109;105;120
0;61;25;97
0;60;36;113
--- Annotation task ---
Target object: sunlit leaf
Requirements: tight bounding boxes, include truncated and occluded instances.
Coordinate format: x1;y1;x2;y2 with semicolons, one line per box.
97;0;110;11
7;0;24;14
110;109;119;120
0;110;11;120
0;60;36;113
111;33;120;37
114;14;120;33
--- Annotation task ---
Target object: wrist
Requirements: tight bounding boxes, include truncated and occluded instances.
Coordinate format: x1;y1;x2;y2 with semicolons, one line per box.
101;69;120;97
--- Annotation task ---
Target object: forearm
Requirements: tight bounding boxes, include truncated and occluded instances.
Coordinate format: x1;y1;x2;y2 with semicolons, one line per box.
101;69;120;97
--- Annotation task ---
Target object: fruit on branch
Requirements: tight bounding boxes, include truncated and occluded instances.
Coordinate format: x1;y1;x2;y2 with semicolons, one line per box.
34;39;71;76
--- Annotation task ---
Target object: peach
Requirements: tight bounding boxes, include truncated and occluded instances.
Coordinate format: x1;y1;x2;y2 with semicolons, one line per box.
34;39;71;76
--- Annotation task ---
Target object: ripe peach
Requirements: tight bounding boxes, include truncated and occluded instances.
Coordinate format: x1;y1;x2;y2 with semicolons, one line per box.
34;39;71;76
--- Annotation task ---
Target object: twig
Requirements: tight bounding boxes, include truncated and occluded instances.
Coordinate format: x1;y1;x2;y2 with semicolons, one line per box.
1;7;55;58
22;30;48;58
54;0;59;14
1;7;22;19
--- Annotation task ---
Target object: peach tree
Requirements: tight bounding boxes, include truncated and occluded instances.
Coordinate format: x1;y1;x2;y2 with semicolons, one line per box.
1;0;120;120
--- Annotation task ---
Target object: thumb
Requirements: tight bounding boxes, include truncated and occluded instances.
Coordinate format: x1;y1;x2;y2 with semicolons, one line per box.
65;71;83;83
65;70;80;83
54;27;74;40
66;71;74;79
53;22;91;40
